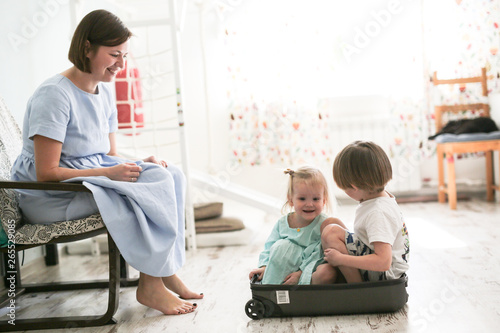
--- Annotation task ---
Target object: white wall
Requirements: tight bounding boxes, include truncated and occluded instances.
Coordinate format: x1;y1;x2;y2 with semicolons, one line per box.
0;0;491;204
179;2;491;199
0;0;74;265
0;0;72;125
180;3;292;200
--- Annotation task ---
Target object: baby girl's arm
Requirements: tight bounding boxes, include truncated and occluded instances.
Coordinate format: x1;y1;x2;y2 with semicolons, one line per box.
249;266;266;281
324;242;392;272
283;270;302;285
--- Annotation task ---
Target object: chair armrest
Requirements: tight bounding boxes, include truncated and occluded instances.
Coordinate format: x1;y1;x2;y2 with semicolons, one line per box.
0;180;91;193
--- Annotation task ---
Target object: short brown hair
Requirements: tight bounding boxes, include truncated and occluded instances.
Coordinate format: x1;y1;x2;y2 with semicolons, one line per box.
68;9;132;73
333;141;392;193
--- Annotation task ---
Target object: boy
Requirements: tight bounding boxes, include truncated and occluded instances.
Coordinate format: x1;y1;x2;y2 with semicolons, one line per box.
321;141;410;282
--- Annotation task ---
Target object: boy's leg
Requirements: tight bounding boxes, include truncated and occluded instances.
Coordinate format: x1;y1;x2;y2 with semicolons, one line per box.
321;224;363;283
320;217;348;233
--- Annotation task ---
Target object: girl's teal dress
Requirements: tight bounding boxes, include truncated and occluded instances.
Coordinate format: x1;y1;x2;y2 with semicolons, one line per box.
258;212;327;284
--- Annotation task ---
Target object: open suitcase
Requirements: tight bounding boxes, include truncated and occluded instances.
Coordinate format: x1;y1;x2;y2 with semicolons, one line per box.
245;275;408;319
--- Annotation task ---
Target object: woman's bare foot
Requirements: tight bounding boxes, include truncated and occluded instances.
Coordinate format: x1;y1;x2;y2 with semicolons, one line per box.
137;273;197;315
162;274;204;300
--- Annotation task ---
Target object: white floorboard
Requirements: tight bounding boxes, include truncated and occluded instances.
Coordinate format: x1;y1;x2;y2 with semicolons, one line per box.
2;196;500;332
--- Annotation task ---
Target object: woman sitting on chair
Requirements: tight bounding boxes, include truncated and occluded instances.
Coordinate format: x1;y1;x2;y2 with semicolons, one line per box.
10;9;202;315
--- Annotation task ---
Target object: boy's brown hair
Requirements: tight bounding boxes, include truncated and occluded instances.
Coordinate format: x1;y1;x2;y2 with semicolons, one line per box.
68;9;132;73
333;141;392;193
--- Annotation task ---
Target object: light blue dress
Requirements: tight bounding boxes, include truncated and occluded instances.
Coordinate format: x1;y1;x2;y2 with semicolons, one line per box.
10;74;185;277
258;212;327;284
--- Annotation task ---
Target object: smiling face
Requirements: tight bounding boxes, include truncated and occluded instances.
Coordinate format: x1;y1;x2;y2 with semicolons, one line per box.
289;180;326;224
87;41;129;83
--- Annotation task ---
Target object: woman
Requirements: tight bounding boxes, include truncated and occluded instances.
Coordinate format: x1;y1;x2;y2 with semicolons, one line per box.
10;9;202;315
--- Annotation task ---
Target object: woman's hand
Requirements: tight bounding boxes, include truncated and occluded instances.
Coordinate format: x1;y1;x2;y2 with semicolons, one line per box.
249;266;266;281
283;270;302;285
106;163;142;182
143;155;168;167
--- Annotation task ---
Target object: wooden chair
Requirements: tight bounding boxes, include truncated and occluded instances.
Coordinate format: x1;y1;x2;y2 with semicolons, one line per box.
0;96;138;331
432;68;500;209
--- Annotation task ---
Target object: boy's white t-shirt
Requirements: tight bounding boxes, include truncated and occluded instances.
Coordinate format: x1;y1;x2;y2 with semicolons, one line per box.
353;192;410;279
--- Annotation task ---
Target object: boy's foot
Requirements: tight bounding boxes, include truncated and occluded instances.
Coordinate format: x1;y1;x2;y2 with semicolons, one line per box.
162;274;204;300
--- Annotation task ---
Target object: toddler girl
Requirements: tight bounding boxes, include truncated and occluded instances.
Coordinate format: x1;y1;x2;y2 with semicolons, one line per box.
249;166;345;285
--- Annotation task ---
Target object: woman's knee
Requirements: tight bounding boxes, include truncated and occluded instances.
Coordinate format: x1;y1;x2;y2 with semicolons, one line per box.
166;164;186;187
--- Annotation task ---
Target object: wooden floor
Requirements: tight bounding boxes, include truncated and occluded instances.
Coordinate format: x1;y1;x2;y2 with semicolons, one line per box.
1;195;500;332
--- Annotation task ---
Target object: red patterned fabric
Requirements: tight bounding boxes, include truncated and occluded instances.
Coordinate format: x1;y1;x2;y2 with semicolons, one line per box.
115;61;144;130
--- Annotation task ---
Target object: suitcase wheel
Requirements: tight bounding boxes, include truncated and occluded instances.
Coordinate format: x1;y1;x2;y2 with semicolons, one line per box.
245;299;265;320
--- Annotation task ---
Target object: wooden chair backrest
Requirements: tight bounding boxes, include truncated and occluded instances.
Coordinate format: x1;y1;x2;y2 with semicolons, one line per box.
432;67;490;132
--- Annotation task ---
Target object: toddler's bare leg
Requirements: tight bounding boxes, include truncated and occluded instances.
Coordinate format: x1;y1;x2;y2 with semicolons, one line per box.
321;224;362;283
311;263;337;284
136;273;197;315
320;217;348;233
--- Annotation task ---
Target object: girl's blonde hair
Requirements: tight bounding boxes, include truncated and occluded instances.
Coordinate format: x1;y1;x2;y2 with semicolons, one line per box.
282;166;331;214
333;141;392;193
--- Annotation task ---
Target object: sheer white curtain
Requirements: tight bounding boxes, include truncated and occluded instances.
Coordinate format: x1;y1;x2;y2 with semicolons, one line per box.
223;0;425;168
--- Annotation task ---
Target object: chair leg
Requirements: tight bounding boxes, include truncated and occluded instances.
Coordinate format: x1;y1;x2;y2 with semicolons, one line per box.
0;252;26;310
437;146;446;203
497;150;500;196
120;255;139;287
486;151;494;202
44;244;59;266
1;252;20;291
100;233;121;324
0;233;121;331
446;153;457;210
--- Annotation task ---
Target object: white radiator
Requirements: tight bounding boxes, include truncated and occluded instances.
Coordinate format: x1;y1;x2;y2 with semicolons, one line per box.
321;95;422;194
